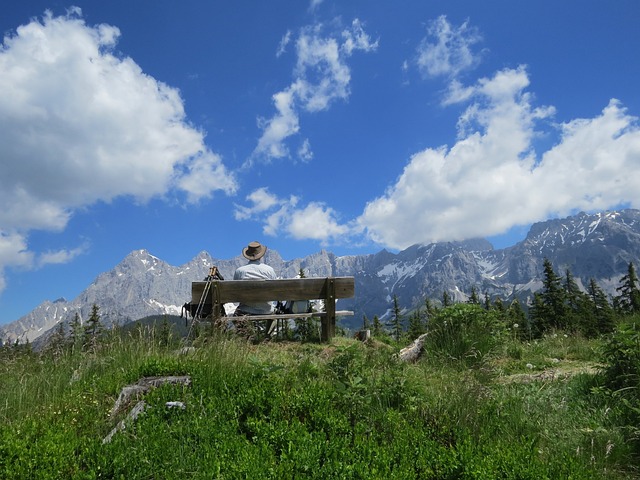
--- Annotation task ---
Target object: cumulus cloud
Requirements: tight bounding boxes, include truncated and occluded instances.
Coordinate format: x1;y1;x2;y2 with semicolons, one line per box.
0;232;33;292
250;19;377;163
0;10;236;291
416;15;482;79
358;67;640;249
234;188;350;244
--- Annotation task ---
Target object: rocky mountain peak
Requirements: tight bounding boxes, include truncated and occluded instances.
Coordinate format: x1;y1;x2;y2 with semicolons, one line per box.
2;208;639;343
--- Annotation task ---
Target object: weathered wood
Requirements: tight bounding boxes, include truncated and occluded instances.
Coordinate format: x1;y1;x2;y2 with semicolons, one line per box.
322;277;336;341
192;277;355;304
104;375;192;444
398;333;429;362
110;375;192;418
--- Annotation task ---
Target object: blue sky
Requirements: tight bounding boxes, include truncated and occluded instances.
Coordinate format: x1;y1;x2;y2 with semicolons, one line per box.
1;0;639;324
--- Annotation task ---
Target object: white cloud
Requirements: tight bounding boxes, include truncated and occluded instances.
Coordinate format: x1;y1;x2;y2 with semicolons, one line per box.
234;187;282;221
37;244;89;268
297;138;314;162
287;203;350;241
358;67;640;249
235;188;351;244
309;0;324;11
253;88;300;160
416;15;482;79
0;232;34;292
276;30;292;57
341;19;379;56
250;19;377;163
0;10;236;291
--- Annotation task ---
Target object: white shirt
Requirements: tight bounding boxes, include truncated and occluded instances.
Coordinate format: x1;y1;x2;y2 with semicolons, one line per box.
233;260;278;314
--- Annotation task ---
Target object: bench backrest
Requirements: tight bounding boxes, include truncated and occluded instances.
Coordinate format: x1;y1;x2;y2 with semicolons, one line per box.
192;277;355;305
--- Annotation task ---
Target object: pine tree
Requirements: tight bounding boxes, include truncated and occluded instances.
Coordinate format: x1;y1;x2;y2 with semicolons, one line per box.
493;297;506;313
44;322;67;358
483;292;491;310
424;298;438;317
587;278;615;335
407;308;426;340
615;262;640;315
540;258;567;331
84;304;103;352
507;299;529;340
159;316;173;347
468;286;480;305
372;315;383;337
70;312;83;353
563;269;591;333
529;292;547;338
361;314;370;330
387;295;404;341
442;291;452;308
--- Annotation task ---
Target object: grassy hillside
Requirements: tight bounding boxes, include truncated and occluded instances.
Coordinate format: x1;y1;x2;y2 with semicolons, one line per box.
1;312;638;479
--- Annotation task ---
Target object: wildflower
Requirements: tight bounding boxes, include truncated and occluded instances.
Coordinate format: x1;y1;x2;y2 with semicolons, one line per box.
513;323;519;328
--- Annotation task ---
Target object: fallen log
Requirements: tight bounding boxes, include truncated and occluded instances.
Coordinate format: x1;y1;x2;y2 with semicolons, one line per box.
103;375;191;444
110;375;191;418
398;333;429;362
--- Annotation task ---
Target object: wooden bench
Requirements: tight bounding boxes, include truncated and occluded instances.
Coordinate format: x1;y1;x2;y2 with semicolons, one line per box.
190;277;355;341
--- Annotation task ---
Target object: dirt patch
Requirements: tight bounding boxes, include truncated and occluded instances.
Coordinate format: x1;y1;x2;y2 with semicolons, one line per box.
499;362;601;384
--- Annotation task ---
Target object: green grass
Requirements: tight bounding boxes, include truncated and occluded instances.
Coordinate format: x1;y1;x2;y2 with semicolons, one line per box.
0;326;637;479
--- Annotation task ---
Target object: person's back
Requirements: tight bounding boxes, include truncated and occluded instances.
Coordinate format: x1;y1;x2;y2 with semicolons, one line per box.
233;242;277;315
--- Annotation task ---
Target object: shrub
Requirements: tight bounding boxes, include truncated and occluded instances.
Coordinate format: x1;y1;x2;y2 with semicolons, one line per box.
424;304;508;367
597;319;640;453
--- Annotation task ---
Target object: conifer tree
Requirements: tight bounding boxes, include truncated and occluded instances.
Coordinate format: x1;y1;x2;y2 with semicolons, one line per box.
70;312;83;353
361;314;370;330
540;258;567;331
468;286;480;305
529;292;547;337
483;292;491;310
407;308;426;340
45;322;67;358
615;262;640;315
388;295;404;341
160;316;173;347
424;298;438;317
442;291;452;308
507;299;529;340
493;297;506;313
84;304;103;352
563;269;591;333
372;315;383;337
587;278;615;335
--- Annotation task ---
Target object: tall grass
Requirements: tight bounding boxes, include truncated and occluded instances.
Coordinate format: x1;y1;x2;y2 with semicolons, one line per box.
0;324;637;479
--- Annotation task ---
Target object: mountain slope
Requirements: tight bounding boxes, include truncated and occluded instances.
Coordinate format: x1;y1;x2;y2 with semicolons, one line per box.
2;209;640;343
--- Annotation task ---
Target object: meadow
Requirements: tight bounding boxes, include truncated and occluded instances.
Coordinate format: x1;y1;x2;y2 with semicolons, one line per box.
0;309;638;479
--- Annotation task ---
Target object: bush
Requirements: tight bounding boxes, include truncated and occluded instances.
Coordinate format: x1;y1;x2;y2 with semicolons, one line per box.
597;319;640;453
424;304;508;367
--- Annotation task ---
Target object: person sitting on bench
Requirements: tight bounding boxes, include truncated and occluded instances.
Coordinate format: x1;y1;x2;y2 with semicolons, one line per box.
233;241;277;316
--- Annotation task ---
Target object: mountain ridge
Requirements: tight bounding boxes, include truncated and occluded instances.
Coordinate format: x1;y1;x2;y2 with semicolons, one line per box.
2;209;640;343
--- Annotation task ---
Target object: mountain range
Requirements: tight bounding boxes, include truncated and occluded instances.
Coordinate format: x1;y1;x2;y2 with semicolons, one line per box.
2;209;639;344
